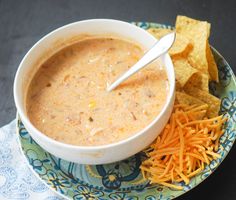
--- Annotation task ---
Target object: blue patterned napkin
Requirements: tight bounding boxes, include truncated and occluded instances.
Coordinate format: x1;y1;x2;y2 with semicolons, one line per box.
0;120;65;200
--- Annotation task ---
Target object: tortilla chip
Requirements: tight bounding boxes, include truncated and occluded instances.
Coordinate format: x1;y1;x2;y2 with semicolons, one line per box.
173;59;198;87
147;28;172;39
176;92;208;119
185;72;209;92
175;80;182;91
176;91;206;106
176;16;210;75
184;85;221;117
206;43;219;82
169;33;193;57
148;28;192;57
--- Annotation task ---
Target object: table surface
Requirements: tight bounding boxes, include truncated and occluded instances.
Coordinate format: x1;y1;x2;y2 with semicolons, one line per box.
0;0;236;199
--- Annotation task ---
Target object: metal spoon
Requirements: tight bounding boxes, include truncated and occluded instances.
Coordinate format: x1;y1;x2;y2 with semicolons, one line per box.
107;32;176;92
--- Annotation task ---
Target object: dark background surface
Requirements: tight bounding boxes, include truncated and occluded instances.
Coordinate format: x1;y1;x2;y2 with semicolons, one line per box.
0;0;235;199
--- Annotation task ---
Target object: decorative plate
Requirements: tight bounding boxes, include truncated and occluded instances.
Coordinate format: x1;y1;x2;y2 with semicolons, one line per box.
17;22;236;200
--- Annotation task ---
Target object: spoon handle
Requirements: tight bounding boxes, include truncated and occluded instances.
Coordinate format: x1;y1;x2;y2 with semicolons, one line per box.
107;32;175;92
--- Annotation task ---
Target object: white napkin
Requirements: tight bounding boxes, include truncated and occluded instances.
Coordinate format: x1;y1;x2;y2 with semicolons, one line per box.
0;120;65;200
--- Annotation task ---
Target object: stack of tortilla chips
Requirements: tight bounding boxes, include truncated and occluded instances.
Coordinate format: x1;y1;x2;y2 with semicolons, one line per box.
148;16;220;118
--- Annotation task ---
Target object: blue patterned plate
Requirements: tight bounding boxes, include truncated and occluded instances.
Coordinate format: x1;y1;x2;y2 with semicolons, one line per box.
17;22;236;200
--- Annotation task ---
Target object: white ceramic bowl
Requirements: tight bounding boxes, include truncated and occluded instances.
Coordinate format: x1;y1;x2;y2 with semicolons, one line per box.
14;19;175;164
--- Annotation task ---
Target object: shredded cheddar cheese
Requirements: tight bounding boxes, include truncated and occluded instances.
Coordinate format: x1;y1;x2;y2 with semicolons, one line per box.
140;104;226;190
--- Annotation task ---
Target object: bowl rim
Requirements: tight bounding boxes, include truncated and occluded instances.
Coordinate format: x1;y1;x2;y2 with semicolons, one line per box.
13;18;175;151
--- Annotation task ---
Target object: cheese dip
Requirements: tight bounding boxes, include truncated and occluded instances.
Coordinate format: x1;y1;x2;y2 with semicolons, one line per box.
26;37;169;146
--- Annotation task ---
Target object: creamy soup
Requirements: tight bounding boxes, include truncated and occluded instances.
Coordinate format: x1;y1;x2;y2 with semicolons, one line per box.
26;37;169;146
